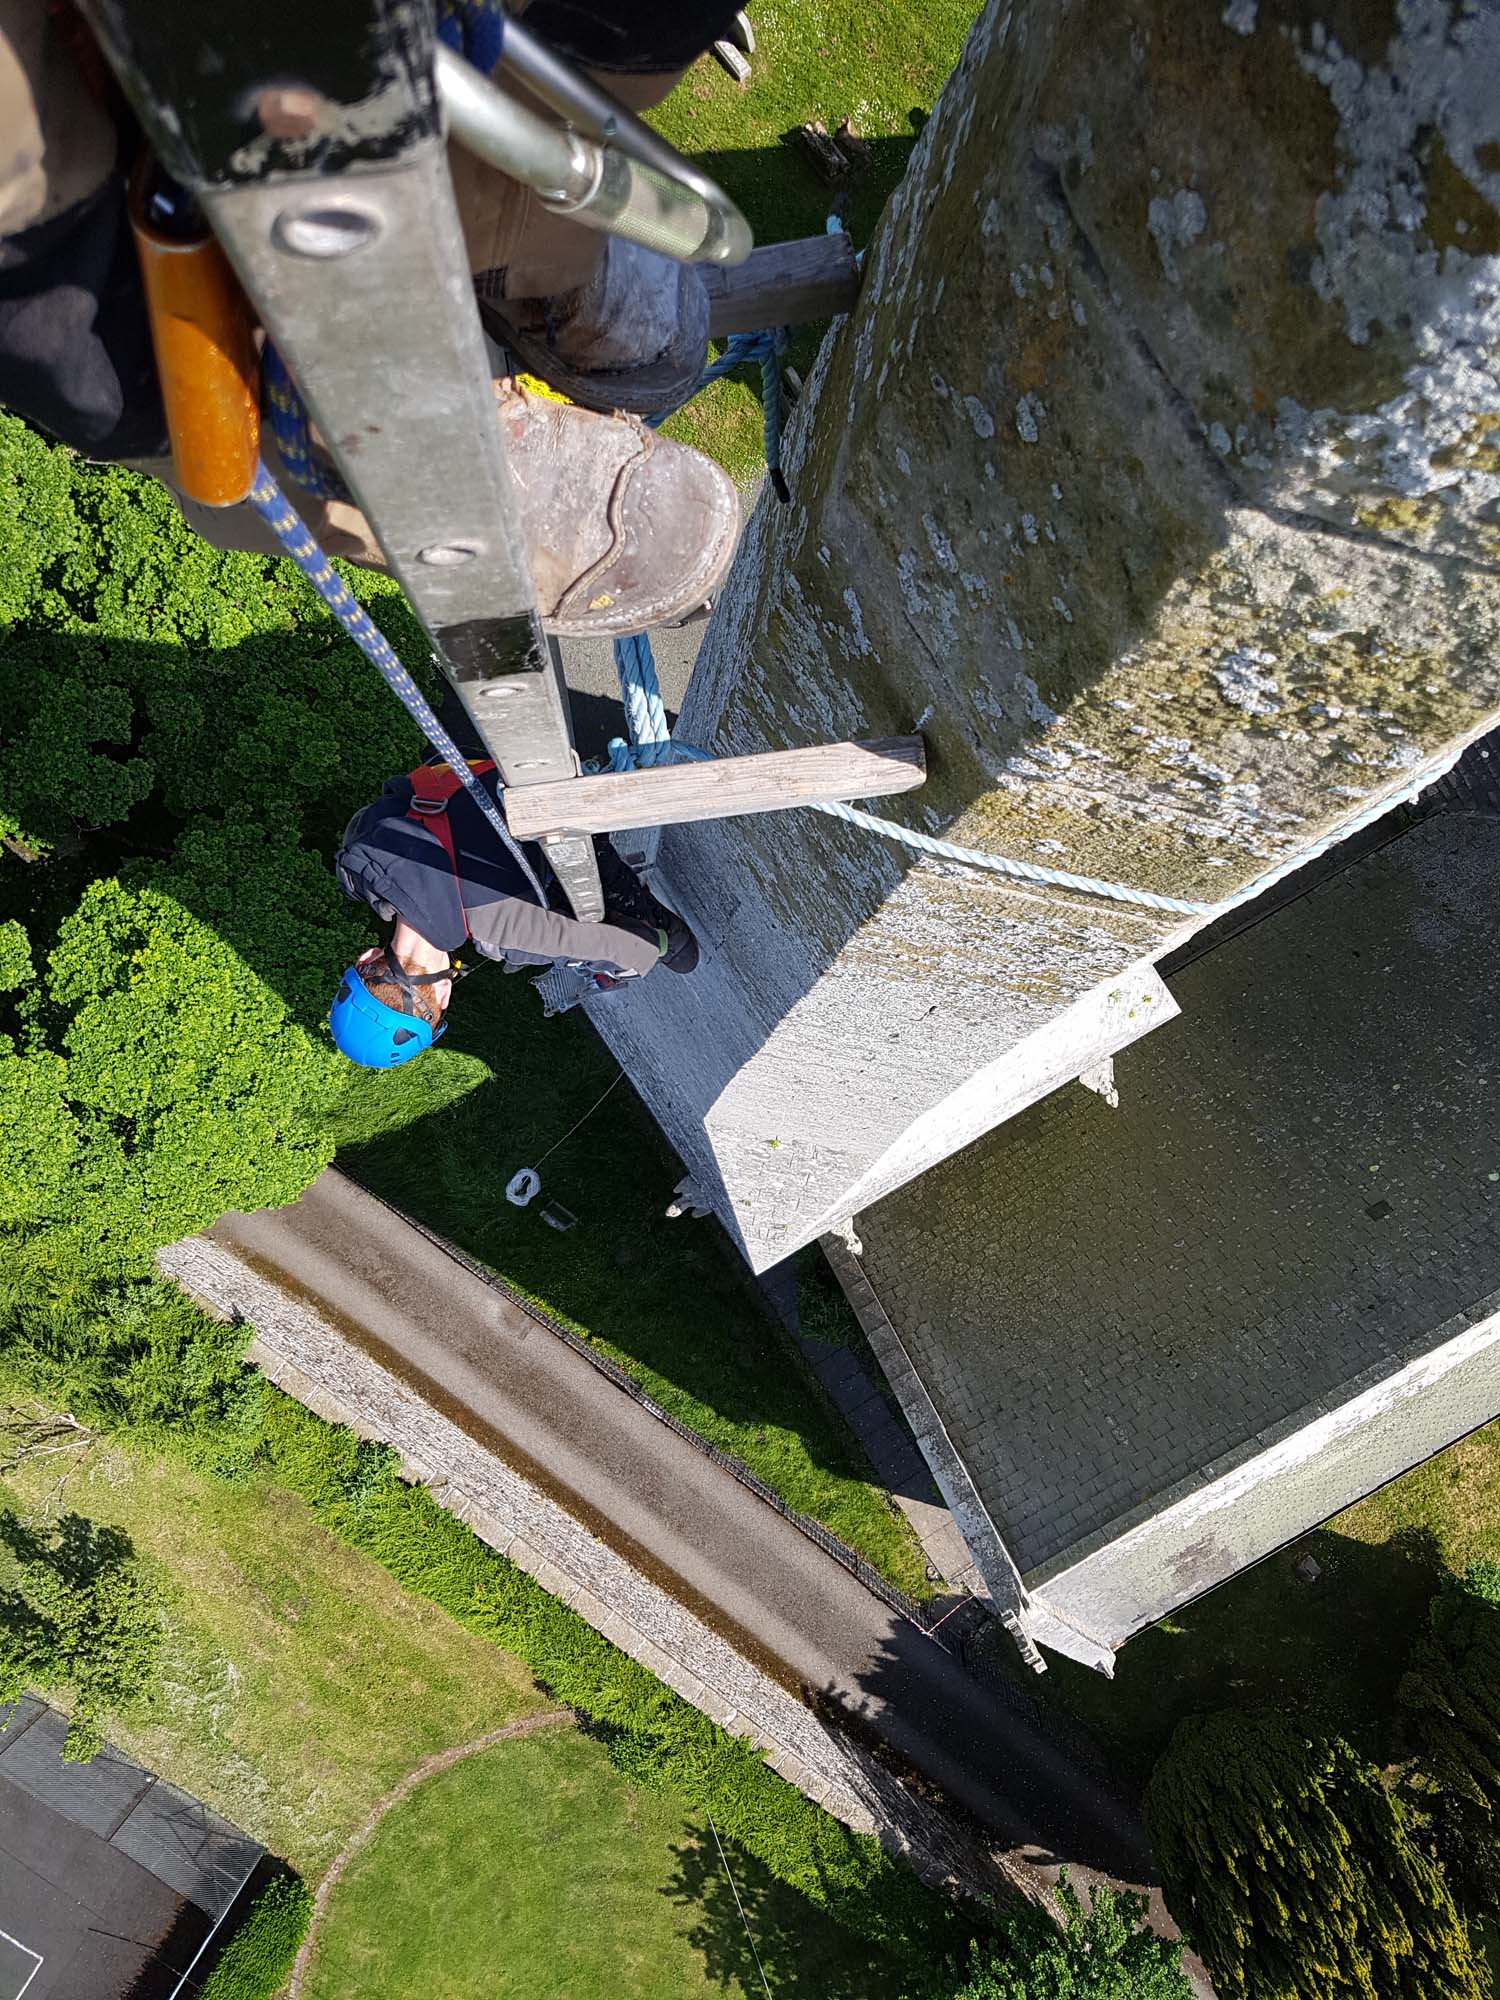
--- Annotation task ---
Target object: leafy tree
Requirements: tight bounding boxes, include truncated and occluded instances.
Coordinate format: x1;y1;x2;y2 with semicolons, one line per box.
905;1878;1191;1998
0;921;34;992
34;873;338;1262
0;415;444;1275
1145;1711;1486;2000
0;806;370;1271
0;1041;79;1232
0;413;425;856
0;1504;164;1760
1399;1564;1500;1904
0;1259;262;1470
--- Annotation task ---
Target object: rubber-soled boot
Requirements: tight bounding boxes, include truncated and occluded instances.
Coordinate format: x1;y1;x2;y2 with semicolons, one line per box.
596;842;700;975
497;380;738;639
657;914;700;975
484;237;711;418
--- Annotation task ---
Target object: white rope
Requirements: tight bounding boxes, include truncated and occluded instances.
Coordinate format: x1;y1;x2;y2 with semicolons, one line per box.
706;1810;772;2000
533;1070;625;1168
611;627;1474;926
811;799;1212;915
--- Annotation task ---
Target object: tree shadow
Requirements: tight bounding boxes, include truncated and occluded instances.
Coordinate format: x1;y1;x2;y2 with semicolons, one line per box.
0;1504;134;1585
663;1822;907;1997
1043;1522;1448;1788
334;993;893;1500
686;134;925;274
0;619;432;1034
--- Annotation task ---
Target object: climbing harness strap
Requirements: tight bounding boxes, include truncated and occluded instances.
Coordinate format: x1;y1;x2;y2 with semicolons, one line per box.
405;757;500;941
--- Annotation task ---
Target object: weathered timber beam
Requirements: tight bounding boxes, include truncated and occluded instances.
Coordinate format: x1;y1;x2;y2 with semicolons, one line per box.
506;736;925;840
704;232;861;336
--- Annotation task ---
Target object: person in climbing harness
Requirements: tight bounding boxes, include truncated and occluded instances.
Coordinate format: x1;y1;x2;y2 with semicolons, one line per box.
0;0;745;633
330;738;699;1068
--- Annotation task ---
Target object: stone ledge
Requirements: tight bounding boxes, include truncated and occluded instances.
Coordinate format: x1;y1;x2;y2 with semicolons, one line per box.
167;1237;1009;1903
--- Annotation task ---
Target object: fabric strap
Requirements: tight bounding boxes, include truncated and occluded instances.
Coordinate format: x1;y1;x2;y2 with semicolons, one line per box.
404;758;498;943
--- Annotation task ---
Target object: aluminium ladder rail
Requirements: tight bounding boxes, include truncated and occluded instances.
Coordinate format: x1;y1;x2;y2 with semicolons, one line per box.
81;0;750;922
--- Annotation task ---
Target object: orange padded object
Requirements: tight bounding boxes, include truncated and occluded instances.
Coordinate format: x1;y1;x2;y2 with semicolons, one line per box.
130;163;259;506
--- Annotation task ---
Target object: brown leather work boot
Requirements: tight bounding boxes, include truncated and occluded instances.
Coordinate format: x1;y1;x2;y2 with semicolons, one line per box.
160;377;737;632
482;237;711;418
496;379;738;639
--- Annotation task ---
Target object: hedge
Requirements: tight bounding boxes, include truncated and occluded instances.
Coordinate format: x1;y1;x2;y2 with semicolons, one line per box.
196;1868;313;2000
253;1389;964;1971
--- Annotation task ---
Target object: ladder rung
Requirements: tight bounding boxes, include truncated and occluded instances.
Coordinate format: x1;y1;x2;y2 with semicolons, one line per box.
505;736;926;840
702;231;860;336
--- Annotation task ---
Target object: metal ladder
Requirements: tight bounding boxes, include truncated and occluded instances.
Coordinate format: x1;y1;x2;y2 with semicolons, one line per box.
81;0;749;921
83;0;925;910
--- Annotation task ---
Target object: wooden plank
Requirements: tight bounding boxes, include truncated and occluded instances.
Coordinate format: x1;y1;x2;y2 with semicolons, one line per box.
508;736;925;840
704;233;861;336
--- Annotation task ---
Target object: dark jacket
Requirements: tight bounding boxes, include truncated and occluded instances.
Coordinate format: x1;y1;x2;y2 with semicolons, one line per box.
336;768;661;977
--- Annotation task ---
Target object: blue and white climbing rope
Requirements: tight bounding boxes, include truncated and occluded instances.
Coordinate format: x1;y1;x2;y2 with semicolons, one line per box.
604;628;1468;923
247;463;551;908
261;344;349;503
610;632;675;768
657;326;791;503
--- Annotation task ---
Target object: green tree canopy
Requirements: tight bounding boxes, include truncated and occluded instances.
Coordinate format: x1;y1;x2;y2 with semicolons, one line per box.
20;849;347;1265
1399;1563;1500;1904
1144;1711;1485;2000
0;414;425;855
905;1878;1191;1999
0;1503;164;1760
1;807;370;1275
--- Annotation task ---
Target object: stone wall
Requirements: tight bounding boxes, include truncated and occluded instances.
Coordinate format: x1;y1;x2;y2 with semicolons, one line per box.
156;1234;1018;1903
593;0;1500;1267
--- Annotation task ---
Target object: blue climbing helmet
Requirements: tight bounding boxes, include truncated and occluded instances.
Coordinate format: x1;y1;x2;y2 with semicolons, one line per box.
328;958;447;1069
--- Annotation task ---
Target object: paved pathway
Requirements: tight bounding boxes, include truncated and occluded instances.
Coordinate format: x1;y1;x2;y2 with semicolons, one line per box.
206;1173;1169;1921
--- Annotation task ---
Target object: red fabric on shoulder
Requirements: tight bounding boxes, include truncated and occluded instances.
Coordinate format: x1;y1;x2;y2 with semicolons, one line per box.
403;760;497;943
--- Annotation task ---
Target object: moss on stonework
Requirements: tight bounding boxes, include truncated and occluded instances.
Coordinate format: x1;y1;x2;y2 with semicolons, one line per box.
943;551;1495;903
1430;414;1500;479
1422;142;1500;257
695;0;1500;949
1354;496;1449;537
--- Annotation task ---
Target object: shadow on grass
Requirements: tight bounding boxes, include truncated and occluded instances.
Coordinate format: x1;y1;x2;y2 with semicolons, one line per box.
1044;1523;1446;1787
664;1824;910;1998
331;967;927;1588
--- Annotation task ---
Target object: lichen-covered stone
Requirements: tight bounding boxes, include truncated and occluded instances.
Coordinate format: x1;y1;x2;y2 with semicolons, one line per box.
1036;0;1500;560
593;0;1500;1267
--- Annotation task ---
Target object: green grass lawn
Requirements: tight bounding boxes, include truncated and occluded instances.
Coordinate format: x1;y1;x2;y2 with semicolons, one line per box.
328;971;932;1602
300;1724;908;2000
2;1445;543;1874
315;9;984;1607
647;0;981;480
1043;1417;1500;1786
